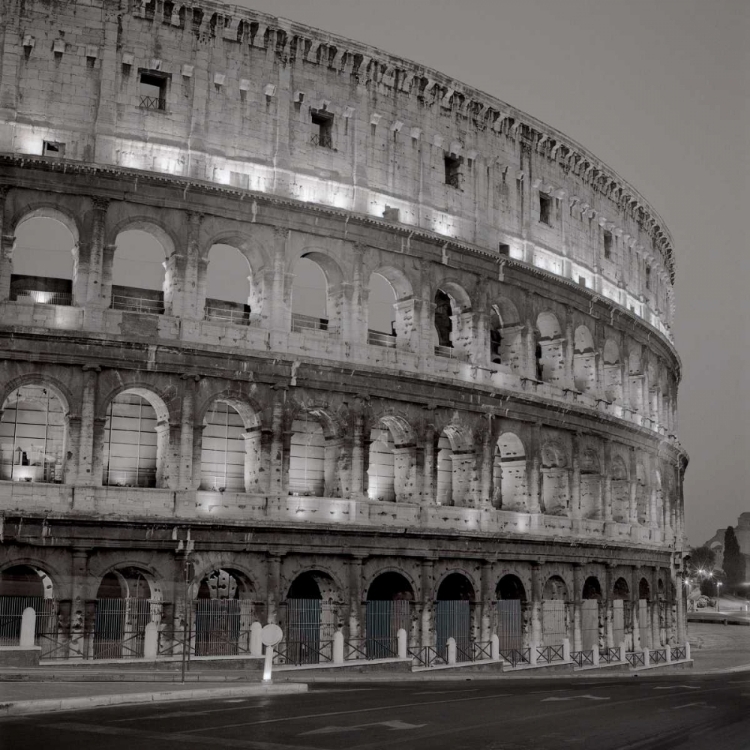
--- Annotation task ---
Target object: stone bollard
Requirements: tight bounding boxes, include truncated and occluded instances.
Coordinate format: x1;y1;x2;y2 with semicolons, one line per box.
530;644;538;666
491;634;500;661
592;645;599;667
397;628;408;659
447;637;457;665
143;621;158;659
643;648;650;667
250;622;263;656
685;642;691;661
19;607;35;648
562;638;571;662
333;631;344;664
666;644;671;662
619;641;626;663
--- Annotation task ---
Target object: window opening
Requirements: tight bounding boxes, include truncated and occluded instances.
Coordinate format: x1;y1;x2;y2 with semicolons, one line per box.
42;141;64;157
311;109;333;148
645;266;651;290
539;193;551;225
139;71;167;110
103;393;158;487
444;154;463;189
498;243;510;256
288;415;325;496
578;276;587;287
603;230;612;259
200;402;245;491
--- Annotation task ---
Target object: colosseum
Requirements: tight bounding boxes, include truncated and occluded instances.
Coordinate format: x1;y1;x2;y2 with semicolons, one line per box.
0;0;688;671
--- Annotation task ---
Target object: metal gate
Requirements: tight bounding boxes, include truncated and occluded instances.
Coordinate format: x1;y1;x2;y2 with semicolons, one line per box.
0;596;58;657
194;599;253;656
541;600;566;646
282;599;336;665
638;599;651;649
495;600;523;650
612;599;625;647
93;598;158;659
365;599;411;659
435;600;471;661
581;599;600;650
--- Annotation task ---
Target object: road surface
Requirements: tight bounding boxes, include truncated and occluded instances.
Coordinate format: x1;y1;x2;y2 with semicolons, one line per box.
3;674;750;749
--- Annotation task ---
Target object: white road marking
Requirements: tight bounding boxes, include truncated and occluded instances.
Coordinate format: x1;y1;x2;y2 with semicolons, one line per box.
653;685;700;690
542;695;610;702
672;702;715;710
301;720;427;736
413;689;479;695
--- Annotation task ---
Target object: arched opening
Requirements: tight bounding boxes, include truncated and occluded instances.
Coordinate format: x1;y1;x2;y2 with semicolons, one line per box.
195;568;255;657
93;566;161;660
111;230;167;314
535;312;563;385
433;285;471;360
611;456;630;523
436;431;455;505
200;401;258;492
0;385;67;483
283;570;340;665
288;415;326;496
436;573;475;661
366;572;414;658
603;339;622;403
495;574;526;651
204;244;254;325
0;565;56;653
579;449;602;519
612;577;630;648
638;577;652;649
488;299;523;373
367;425;395;502
434;289;453;349
636;463;649;525
581;577;602;650
493;433;527;511
10;215;76;306
573;325;596;393
367;272;397;347
102;390;166;488
542;575;568;646
291;256;329;333
541;442;568;516
628;346;643;413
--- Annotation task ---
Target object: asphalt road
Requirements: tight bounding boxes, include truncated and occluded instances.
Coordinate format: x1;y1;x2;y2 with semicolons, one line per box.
3;675;750;750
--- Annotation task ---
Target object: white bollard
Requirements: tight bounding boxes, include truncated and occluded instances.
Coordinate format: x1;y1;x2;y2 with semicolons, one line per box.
333;631;344;664
619;641;626;663
143;621;158;659
250;622;263;657
447;637;457;665
562;637;571;662
592;645;599;667
19;607;35;648
491;634;500;661
684;641;691;661
666;644;671;663
643;648;650;667
530;644;538;666
397;628;408;659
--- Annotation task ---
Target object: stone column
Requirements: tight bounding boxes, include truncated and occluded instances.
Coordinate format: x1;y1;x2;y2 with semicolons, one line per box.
421;559;434;650
480;417;493;508
270;228;292;332
527;423;542;513
0;201;15;302
480;560;493;643
100;243;117;309
651;568;661;648
631;567;641;651
531;563;543;649
76;365;100;485
348;555;364;642
349;407;365;499
524;321;539;380
570;433;581;523
69;548;89;659
564;316;575;390
602;439;613;523
422;421;435;504
85;197;109;307
675;572;686;644
269;389;285;495
628;448;638;525
266;555;283;625
178;377;196;490
605;564;615;648
572;564;583;652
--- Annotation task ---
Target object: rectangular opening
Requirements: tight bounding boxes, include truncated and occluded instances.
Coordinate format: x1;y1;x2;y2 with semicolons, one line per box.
645;266;651;289
444;154;463;189
578;276;587;287
139;71;168;111
539;193;551;225
311;109;333;148
42;141;64;157
498;243;510;256
603;230;612;259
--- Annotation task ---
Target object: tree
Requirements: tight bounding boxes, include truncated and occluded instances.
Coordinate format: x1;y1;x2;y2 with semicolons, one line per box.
686;545;716;576
723;526;744;593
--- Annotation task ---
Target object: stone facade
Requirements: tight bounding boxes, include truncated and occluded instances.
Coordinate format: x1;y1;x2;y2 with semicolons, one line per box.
0;0;687;661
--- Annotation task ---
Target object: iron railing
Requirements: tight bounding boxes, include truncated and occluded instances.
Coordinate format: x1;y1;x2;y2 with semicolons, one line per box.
571;650;594;667
626;651;645;668
536;645;565;664
311;132;333;149
599;647;622;664
103;467;157;488
291;313;328;333
472;641;493;661
499;648;531;667
409;646;440;668
139;95;163;110
204;306;254;326
367;330;397;348
651;648;667;664
194;599;254;657
112;295;165;315
445;172;463;189
274;638;333;665
434;345;469;360
672;645;687;661
11;289;73;306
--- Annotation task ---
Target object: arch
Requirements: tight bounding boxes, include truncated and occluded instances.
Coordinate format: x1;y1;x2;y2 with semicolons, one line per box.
197;567;255;600
369;266;413;302
1;384;68;483
573;325;596;393
10;205;81;245
106;218;177;259
493;432;527;511
435;424;475;507
288;413;328;497
611;455;630;523
435;281;472;313
200;229;270;273
639;577;651;600
535;312;563;384
542;575;568;600
542;574;569;646
496;574;527;601
291;254;340;332
603;339;623;403
542;442;566;468
436;572;476;601
204;243;255;324
433;281;472;353
489;298;522;370
101;387;170;488
10;212;78;305
536;311;561;340
612;577;630;599
603;339;620;365
287;569;341;604
367;571;415;601
0;564;55;598
95;565;159;600
582;576;602;600
367;271;398;343
111;227;168;317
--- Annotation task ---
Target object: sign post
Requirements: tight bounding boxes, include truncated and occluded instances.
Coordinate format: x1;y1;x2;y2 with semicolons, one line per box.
261;623;283;682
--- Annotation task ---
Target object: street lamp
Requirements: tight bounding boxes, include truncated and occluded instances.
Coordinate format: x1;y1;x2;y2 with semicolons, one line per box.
716;581;722;611
175;529;194;684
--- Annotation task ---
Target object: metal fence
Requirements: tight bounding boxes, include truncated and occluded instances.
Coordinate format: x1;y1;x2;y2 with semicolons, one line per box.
435;599;471;662
581;599;600;650
600;646;622;664
542;600;567;646
278;599;337;665
194;599;254;657
571;650;594;667
11;289;73;306
111;295;165;314
93;598;160;660
434;345;469;361
651;648;667;664
204;306;254;326
0;596;58;656
495;600;523;651
367;330;397;348
499;648;531;667
536;644;565;664
408;645;439;668
291;313;328;333
139;95;162;110
365;599;411;659
626;651;645;668
672;645;687;661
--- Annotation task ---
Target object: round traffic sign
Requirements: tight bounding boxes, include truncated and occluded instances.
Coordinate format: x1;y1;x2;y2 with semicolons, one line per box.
261;623;283;647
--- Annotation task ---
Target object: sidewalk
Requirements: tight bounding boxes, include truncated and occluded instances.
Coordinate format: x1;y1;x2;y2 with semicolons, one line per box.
688;621;750;673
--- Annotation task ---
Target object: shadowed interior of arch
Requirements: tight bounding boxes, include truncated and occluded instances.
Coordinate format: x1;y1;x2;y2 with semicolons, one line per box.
291;256;328;331
111;230;166;314
204;244;254;325
367;273;397;342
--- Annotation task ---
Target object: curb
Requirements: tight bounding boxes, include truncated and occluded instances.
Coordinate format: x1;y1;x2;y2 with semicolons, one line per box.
0;682;307;717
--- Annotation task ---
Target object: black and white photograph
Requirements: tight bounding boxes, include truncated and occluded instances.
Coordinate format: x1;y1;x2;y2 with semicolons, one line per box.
0;0;747;747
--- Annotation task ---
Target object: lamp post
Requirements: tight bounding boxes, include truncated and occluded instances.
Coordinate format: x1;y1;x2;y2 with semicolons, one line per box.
175;530;194;684
716;581;722;612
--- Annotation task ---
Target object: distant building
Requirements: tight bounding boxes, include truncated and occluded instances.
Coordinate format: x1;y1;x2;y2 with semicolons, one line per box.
704;513;750;580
